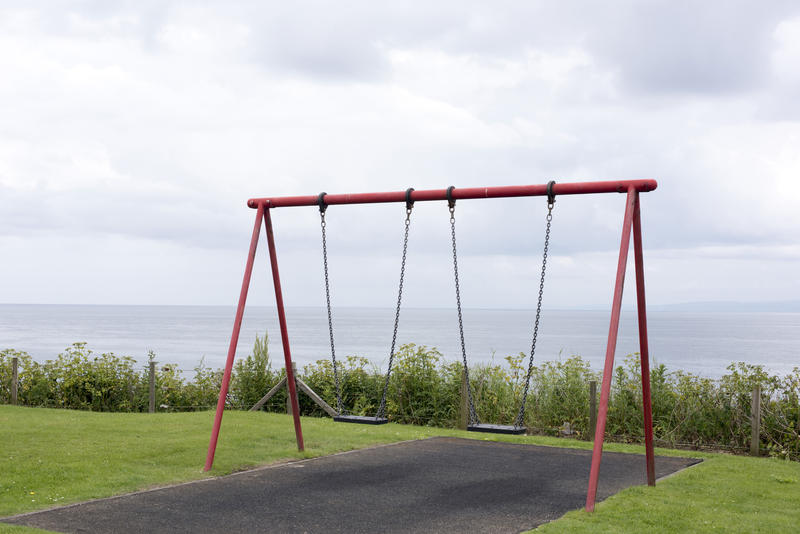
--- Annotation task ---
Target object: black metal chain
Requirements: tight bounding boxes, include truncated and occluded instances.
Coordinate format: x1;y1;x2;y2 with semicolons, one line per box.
376;204;413;419
448;194;480;426
514;194;555;428
318;195;344;414
320;184;550;428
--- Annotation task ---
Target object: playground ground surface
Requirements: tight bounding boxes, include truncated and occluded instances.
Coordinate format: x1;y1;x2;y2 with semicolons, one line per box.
2;436;700;533
1;406;799;533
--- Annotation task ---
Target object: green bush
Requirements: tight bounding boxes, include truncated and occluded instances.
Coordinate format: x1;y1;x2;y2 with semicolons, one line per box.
387;344;459;426
302;354;385;417
5;343;142;411
3;338;800;461
230;333;275;409
470;359;519;427
0;349;31;403
530;354;597;436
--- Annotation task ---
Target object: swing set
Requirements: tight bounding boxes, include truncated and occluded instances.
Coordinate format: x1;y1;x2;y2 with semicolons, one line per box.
204;179;658;513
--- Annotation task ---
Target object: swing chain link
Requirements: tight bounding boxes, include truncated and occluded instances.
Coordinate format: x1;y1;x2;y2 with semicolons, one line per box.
514;197;554;428
319;208;344;415
449;203;480;426
376;206;413;419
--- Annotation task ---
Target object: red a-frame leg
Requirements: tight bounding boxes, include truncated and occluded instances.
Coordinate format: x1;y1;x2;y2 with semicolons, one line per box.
585;188;654;511
263;207;304;452
204;204;304;472
633;193;656;486
205;204;265;471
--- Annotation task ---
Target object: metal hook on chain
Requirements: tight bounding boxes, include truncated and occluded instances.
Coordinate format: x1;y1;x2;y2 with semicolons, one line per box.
405;187;415;212
546;180;556;210
446;186;457;226
446;185;456;211
405;187;415;222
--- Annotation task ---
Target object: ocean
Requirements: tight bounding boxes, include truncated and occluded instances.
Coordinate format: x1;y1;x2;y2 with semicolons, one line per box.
1;304;798;379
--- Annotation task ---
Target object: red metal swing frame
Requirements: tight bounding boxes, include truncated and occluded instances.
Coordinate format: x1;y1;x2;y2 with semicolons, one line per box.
203;179;658;513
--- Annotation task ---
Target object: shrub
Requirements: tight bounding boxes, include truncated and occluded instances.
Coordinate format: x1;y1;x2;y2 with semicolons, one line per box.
230;333;275;409
4;339;800;461
387;344;458;426
302;354;384;417
529;354;597;436
0;349;32;403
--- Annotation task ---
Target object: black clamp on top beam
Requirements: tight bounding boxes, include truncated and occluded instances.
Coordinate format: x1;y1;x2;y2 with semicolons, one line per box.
446;185;456;209
546;181;556;205
405;187;415;210
318;192;328;213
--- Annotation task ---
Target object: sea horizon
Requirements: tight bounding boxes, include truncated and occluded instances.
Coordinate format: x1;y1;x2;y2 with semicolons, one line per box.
2;303;799;380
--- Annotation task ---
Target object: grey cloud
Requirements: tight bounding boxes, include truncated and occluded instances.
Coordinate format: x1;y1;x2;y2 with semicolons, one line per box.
239;0;799;95
251;32;388;81
12;0;797;94
241;3;460;81
4;0;167;41
756;85;800;121
2;1;800;307
588;1;799;95
0;186;244;250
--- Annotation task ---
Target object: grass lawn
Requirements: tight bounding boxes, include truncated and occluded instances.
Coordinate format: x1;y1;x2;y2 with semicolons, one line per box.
1;405;799;533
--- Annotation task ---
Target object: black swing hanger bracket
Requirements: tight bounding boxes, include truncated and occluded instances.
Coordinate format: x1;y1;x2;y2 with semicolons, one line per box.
546;180;556;207
317;192;328;214
446;185;456;211
405;187;415;212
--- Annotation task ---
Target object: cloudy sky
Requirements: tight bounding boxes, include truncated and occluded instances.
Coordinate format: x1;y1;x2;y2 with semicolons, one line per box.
1;1;799;310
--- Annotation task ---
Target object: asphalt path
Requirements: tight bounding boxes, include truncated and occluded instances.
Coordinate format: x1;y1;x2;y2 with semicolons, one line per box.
3;437;700;533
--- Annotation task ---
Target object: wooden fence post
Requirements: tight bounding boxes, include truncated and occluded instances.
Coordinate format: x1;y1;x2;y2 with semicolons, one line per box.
11;357;18;406
588;380;597;440
459;370;469;430
251;372;334;416
149;361;156;414
296;377;337;417
250;377;287;411
751;384;761;457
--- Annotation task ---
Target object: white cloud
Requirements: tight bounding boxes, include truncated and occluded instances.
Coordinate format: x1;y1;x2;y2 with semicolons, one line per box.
771;16;800;85
1;1;799;307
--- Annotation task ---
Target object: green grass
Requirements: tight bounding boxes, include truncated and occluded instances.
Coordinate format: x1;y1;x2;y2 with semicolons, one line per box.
1;405;799;534
535;454;800;533
0;405;459;517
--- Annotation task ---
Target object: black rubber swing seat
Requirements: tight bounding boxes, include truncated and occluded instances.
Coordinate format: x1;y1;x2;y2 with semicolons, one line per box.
467;424;527;435
334;415;389;425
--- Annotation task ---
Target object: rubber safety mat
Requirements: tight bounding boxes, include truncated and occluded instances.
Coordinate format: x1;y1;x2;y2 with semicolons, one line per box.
3;437;700;533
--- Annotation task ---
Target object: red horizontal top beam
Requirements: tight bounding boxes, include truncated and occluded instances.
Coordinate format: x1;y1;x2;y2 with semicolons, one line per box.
247;179;657;209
